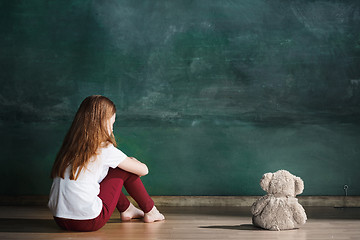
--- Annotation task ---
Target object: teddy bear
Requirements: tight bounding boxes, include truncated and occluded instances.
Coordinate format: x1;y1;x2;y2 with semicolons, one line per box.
251;170;307;231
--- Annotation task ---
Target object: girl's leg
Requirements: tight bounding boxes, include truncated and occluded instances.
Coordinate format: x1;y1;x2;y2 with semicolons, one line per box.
101;168;164;223
116;169;164;223
122;172;154;213
116;191;131;212
117;191;144;221
124;170;165;222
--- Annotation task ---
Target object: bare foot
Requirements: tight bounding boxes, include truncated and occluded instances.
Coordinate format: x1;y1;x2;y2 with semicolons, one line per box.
144;206;165;223
120;203;144;221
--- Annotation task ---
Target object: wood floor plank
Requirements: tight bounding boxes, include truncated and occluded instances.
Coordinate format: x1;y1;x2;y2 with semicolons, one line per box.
0;206;359;239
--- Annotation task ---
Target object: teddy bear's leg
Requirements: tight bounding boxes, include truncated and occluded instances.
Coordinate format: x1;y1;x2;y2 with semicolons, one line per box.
252;216;265;229
269;225;280;231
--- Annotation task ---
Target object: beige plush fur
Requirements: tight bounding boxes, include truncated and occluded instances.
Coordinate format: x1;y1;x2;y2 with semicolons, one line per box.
251;170;307;231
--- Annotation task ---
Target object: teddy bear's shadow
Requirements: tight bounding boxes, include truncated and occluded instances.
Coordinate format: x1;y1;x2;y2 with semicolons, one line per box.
200;224;263;231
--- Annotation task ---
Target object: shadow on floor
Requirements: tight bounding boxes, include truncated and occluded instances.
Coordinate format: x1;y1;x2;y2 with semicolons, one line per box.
0;218;62;233
199;224;263;231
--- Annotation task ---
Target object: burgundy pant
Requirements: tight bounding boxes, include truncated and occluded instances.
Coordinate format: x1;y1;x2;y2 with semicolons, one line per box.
54;168;154;232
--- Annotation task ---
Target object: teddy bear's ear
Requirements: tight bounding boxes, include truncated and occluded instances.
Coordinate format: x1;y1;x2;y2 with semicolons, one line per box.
294;176;304;195
260;173;273;192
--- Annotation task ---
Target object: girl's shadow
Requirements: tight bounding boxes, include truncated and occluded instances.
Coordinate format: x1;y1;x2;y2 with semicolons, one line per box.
0;218;62;233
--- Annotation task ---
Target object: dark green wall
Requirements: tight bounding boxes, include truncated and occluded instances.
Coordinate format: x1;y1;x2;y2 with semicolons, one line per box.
1;0;360;196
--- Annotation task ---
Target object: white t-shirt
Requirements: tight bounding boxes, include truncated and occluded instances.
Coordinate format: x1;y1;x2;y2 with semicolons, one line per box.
48;144;127;220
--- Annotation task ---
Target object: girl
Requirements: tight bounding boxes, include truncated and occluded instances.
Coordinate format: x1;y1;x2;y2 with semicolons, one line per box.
48;95;164;232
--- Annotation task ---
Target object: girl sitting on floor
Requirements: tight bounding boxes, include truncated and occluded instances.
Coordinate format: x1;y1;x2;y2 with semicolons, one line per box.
48;95;164;232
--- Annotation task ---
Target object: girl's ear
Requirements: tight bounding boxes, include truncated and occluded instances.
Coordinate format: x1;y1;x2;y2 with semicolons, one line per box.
294;177;304;195
260;173;273;192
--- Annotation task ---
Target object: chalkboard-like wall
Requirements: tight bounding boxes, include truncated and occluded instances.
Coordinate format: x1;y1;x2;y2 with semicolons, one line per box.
1;0;360;196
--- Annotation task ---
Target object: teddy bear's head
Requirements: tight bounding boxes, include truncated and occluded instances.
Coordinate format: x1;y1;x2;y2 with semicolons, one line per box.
260;170;304;197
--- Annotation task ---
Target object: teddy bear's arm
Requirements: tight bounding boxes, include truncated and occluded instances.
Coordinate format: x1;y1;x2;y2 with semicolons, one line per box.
292;202;307;225
251;195;271;216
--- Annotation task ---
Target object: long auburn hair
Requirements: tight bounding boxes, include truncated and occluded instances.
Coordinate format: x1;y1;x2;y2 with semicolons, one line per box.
51;95;117;180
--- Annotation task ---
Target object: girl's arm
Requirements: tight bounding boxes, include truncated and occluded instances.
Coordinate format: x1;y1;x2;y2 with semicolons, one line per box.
117;157;149;176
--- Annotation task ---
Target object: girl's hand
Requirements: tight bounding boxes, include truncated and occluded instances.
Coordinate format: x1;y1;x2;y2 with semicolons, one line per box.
117;157;149;176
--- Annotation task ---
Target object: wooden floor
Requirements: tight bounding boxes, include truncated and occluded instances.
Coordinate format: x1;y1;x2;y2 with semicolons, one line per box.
0;206;359;240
